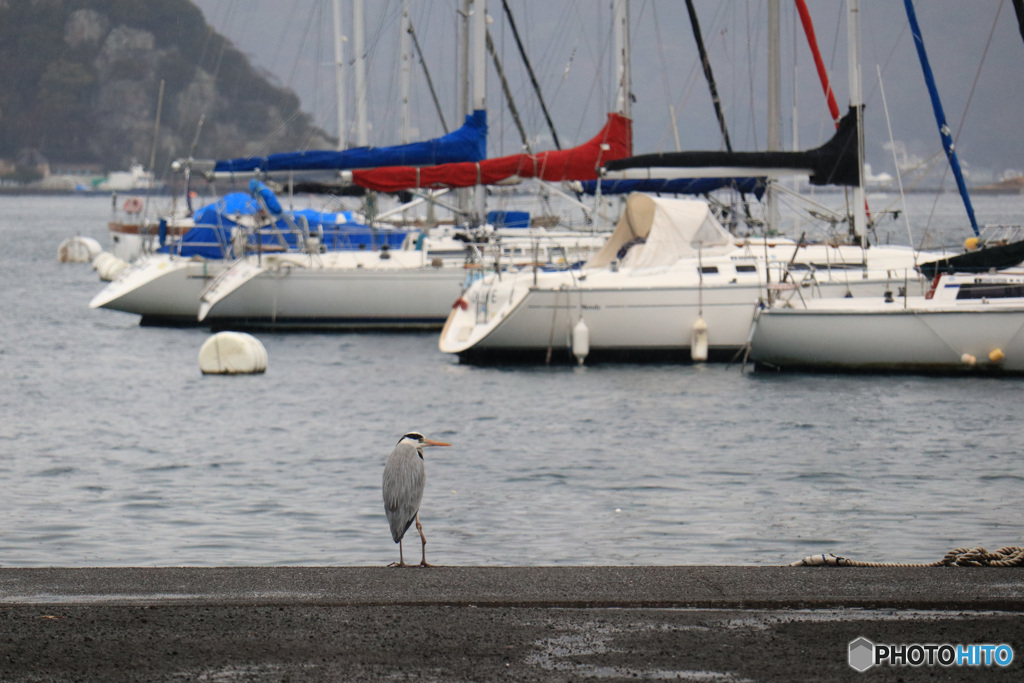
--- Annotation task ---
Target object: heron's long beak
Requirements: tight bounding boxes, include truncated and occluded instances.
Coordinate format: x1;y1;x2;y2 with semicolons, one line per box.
423;439;451;447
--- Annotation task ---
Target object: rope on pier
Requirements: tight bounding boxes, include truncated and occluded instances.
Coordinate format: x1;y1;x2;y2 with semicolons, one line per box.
791;546;1024;568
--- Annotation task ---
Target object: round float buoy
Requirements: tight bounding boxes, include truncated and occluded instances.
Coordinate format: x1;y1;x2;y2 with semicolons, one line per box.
198;332;268;375
91;251;129;281
572;318;590;365
961;353;977;366
123;197;144;214
57;236;103;263
964;237;980;251
989;348;1005;363
691;316;709;362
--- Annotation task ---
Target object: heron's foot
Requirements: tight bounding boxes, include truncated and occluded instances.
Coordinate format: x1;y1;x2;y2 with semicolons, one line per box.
387;561;408;568
418;560;435;568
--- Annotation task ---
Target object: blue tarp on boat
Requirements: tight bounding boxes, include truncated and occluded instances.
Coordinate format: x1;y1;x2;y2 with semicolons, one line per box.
214;110;487;174
164;190;409;259
487;210;531;228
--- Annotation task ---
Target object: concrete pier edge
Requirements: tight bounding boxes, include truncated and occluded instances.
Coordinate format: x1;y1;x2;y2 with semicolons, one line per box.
2;566;1021;681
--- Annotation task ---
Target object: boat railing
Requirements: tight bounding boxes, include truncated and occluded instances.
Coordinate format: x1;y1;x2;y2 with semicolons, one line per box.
767;265;929;310
980;225;1024;247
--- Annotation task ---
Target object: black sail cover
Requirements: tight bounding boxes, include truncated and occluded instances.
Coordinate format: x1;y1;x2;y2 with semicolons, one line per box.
606;106;861;187
918;240;1024;279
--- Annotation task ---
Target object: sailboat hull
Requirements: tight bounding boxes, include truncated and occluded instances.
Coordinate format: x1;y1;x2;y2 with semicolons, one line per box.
750;273;1024;374
89;255;224;325
203;265;468;331
440;250;927;363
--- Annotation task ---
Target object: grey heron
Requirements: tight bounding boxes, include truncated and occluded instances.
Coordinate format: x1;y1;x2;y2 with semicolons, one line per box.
382;432;451;567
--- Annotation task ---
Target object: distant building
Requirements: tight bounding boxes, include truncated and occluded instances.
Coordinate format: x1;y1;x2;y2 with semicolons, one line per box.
51;163;104;177
16;148;50;178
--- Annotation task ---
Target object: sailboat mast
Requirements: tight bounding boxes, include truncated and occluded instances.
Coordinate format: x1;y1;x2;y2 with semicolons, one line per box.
767;1;781;153
613;0;631;121
460;0;471;120
457;0;472;222
354;0;368;147
472;0;487;224
332;0;347;150
399;0;412;144
766;0;781;235
847;0;867;243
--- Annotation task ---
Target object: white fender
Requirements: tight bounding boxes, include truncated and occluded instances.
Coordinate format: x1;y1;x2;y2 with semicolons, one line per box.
572;318;590;365
691;316;709;362
92;252;130;281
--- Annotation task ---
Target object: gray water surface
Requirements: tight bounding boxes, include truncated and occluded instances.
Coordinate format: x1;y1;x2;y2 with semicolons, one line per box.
2;194;1022;567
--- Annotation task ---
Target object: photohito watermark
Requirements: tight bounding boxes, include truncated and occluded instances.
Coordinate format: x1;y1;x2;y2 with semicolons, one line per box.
849;637;1013;672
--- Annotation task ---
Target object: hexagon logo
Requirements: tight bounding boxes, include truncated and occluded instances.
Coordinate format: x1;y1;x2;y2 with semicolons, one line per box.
849;637;875;672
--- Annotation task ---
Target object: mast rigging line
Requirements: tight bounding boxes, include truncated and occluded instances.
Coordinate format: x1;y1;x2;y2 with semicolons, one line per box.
684;0;735;153
486;29;532;153
683;0;752;224
501;0;562;150
408;21;449;134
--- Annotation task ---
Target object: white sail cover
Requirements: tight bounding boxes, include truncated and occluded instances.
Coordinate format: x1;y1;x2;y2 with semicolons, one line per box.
586;193;733;269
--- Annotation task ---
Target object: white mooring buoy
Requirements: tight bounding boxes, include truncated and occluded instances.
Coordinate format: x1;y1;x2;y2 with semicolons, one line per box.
572;318;590;365
198;332;268;375
691;316;709;362
57;236;102;263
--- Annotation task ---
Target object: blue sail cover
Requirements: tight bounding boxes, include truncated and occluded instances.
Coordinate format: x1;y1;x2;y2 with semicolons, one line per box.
249;179;284;214
903;0;979;236
214;110;487;174
580;177;766;199
164;191;409;259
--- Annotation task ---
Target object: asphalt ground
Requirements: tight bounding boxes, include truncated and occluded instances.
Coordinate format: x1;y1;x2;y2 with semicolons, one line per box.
1;566;1022;681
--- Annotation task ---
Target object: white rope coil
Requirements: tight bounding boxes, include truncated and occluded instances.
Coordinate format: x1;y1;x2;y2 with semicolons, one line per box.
791;546;1024;568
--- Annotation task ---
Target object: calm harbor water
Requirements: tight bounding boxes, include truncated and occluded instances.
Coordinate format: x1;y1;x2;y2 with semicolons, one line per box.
2;192;1023;567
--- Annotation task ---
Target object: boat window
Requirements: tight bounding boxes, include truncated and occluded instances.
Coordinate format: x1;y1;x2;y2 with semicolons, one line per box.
955;283;1024;300
810;263;865;270
700;266;719;274
788;263;811;271
735;264;757;273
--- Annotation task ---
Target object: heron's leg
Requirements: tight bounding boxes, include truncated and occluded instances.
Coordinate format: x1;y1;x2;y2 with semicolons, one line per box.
416;513;433;567
387;540;407;568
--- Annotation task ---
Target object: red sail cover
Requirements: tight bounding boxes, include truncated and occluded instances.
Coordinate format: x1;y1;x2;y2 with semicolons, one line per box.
352;113;632;192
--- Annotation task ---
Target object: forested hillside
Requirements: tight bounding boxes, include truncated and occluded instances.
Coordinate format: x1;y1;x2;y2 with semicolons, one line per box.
0;0;330;179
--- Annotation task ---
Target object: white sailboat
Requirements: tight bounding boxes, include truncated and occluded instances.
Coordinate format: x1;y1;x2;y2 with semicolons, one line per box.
439;1;938;364
749;265;1024;375
195;0;628;332
747;0;1024;375
439;193;932;362
194;223;607;330
91;1;490;328
89;179;417;323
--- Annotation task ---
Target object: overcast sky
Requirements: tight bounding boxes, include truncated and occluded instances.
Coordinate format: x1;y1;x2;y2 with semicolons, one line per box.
192;0;1024;183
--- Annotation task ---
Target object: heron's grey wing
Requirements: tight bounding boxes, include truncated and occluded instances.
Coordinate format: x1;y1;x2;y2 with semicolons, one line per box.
382;443;426;543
